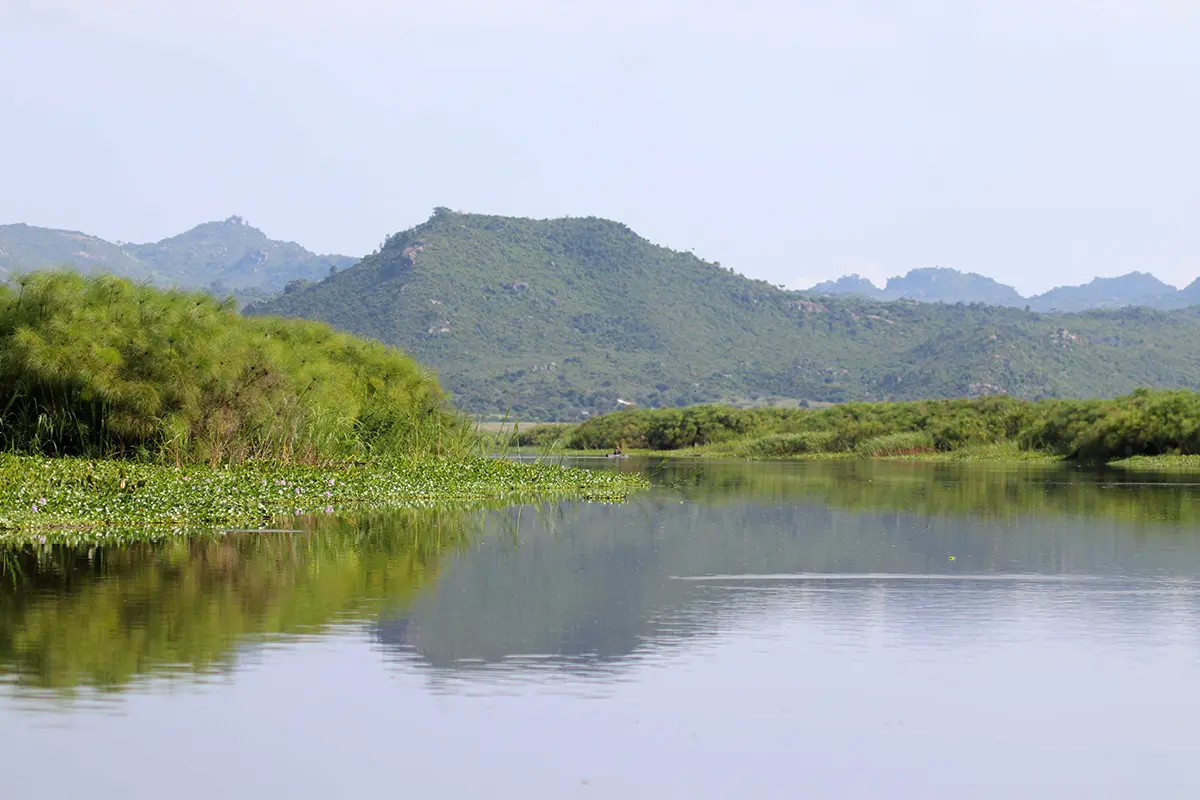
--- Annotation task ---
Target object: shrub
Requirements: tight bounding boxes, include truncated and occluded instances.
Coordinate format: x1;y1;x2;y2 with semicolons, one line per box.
1022;390;1200;460
0;271;465;463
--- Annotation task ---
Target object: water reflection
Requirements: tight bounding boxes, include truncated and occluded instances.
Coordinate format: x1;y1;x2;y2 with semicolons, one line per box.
379;462;1200;683
0;509;477;695
1;460;1199;698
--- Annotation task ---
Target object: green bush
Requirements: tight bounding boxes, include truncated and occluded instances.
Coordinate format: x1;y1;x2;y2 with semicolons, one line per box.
565;405;783;450
0;271;466;463
1022;390;1200;460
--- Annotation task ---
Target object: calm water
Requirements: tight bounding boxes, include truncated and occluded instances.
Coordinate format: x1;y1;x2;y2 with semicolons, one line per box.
3;459;1200;798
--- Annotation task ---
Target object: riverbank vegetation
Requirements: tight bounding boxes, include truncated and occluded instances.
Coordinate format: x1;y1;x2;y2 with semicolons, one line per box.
0;272;645;537
511;390;1200;466
1;271;465;463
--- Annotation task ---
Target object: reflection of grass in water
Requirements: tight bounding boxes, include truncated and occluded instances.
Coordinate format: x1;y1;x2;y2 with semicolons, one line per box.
652;459;1200;526
0;508;481;694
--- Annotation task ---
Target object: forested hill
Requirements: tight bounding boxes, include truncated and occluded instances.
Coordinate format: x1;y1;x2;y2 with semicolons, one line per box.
249;209;1200;420
0;217;355;300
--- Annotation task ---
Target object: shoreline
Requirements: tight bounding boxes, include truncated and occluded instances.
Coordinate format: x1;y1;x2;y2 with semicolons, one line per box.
515;445;1200;472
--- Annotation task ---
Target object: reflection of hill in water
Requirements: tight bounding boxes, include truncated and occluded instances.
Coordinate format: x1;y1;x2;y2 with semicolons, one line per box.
381;464;1200;677
4;461;1200;694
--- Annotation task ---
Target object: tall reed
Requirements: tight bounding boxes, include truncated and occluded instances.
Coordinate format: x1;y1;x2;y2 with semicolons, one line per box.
0;271;468;464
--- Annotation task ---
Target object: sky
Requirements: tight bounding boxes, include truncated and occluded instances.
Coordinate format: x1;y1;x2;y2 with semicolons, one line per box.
1;0;1198;295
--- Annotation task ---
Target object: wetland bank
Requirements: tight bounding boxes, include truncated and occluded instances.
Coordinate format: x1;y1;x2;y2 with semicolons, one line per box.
0;273;643;540
508;390;1200;470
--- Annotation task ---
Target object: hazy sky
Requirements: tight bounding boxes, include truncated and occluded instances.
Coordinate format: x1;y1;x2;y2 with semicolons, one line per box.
2;1;1197;294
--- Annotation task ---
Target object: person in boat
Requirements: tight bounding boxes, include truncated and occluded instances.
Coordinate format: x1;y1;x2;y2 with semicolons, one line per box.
612;444;623;456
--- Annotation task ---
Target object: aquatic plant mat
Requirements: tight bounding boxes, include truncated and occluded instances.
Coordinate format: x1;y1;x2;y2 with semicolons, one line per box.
0;455;647;543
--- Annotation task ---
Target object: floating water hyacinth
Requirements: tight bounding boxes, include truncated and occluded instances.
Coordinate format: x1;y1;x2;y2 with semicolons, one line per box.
0;454;648;542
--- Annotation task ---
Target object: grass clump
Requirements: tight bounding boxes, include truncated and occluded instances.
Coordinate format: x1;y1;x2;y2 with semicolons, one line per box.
731;432;835;458
0;271;467;464
0;454;647;541
853;432;937;457
1106;455;1200;472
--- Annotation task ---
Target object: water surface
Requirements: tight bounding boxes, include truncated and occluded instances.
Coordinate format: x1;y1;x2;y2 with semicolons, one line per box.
3;459;1200;798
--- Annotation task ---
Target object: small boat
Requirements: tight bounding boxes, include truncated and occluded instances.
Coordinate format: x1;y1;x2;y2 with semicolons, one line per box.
605;453;629;459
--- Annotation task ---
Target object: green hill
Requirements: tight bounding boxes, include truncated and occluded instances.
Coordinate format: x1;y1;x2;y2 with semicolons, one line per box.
883;267;1024;306
0;217;356;302
249;209;1200;421
129;215;356;294
1029;272;1181;312
0;223;160;283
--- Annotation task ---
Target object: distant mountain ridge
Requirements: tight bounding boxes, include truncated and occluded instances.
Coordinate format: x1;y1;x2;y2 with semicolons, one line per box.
10;209;1200;420
0;216;356;299
5;215;1195;314
812;268;1200;312
250;209;1200;420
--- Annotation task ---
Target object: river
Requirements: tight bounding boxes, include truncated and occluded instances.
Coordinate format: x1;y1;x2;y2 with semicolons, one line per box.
2;458;1200;798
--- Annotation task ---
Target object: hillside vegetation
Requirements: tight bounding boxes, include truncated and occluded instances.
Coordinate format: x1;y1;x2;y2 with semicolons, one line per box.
0;217;355;302
541;389;1200;463
252;209;1200;420
0;271;458;463
128;215;356;294
0;223;158;282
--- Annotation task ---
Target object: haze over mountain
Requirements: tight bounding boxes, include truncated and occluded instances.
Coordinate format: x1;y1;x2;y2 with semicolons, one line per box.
252;209;1200;420
812;269;1200;312
813;268;1025;307
6;2;1200;296
0;217;355;300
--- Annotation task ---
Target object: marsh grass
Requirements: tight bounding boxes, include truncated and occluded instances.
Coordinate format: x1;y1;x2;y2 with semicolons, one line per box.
0;271;475;465
547;391;1200;465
